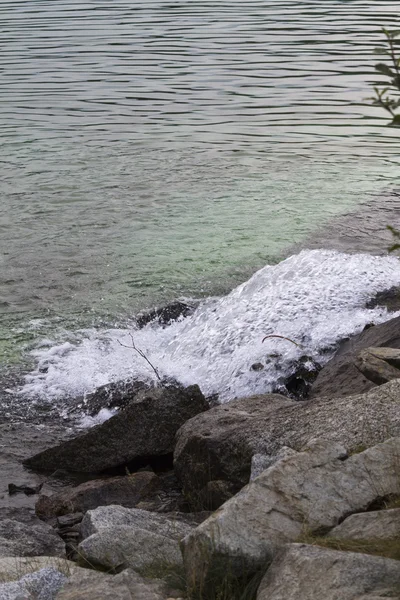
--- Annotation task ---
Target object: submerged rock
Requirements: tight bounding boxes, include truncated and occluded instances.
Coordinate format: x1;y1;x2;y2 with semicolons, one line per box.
257;544;400;600
136;300;196;328
24;385;208;473
174;380;400;502
83;379;151;416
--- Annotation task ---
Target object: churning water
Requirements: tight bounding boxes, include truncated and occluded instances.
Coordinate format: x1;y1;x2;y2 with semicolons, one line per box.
1;1;400;410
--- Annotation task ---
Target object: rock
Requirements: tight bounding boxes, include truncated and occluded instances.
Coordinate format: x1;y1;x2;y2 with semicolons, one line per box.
56;567;174;600
35;472;161;519
0;556;80;583
24;385;208;473
181;437;400;588
174;380;400;501
0;519;65;558
311;315;400;398
136;301;196;328
83;379;151;416
256;544;400;600
328;508;400;540
0;566;67;600
366;286;400;312
78;506;198;574
354;348;400;385
277;355;322;400
80;505;196;541
56;514;83;529
79;526;183;573
8;483;43;496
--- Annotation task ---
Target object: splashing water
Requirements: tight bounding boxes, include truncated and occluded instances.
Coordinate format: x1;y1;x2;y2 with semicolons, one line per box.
20;250;400;404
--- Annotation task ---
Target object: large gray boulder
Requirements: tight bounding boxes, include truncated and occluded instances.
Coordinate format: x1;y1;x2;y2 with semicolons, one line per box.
328;508;400;541
174;380;400;502
256;544;400;600
35;472;161;519
24;385;208;473
79;506;197;573
0;556;80;583
0;519;65;558
181;437;400;589
310;315;400;398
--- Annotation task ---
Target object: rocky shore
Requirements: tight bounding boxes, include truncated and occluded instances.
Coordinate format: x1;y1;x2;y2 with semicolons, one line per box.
2;299;400;599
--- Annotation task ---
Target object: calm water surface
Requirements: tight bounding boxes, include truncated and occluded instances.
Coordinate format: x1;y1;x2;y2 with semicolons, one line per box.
1;0;400;364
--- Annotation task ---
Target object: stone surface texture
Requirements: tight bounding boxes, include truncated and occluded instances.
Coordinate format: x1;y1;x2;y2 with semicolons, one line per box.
174;380;400;499
80;505;196;540
56;567;177;600
181;437;400;588
24;385;208;473
328;508;400;540
79;506;197;572
310;316;400;398
0;567;67;600
35;472;161;519
0;519;65;558
256;544;400;600
0;556;81;583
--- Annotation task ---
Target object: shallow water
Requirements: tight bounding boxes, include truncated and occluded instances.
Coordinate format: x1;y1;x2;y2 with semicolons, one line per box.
1;0;400;384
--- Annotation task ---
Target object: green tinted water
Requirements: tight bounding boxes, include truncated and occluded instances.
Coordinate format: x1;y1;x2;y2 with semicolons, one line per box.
1;0;400;365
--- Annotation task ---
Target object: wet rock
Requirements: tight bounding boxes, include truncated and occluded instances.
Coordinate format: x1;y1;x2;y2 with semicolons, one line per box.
181;438;400;588
0;519;65;558
310;315;400;398
281;356;321;399
328;508;400;541
174;380;400;502
257;544;400;600
83;379;151;416
35;472;161;519
24;385;208;473
136;301;196;328
366;286;400;312
0;567;67;600
8;483;43;496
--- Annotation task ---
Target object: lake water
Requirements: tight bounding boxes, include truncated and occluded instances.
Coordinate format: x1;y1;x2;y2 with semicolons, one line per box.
1;1;400;409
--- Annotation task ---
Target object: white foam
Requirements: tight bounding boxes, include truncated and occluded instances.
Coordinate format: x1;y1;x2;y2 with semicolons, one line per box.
20;250;400;403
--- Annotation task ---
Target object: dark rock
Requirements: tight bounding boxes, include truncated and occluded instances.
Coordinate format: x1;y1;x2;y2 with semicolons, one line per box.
250;362;264;371
311;315;400;398
8;483;43;496
35;472;161;519
57;513;84;529
83;379;151;416
366;286;400;312
276;356;322;400
24;385;208;473
136;300;196;328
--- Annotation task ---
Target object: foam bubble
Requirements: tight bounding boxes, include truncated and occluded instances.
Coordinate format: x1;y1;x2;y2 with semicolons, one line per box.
19;250;400;403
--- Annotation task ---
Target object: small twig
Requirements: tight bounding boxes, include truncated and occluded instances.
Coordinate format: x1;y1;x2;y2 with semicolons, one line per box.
262;334;302;348
118;333;162;382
